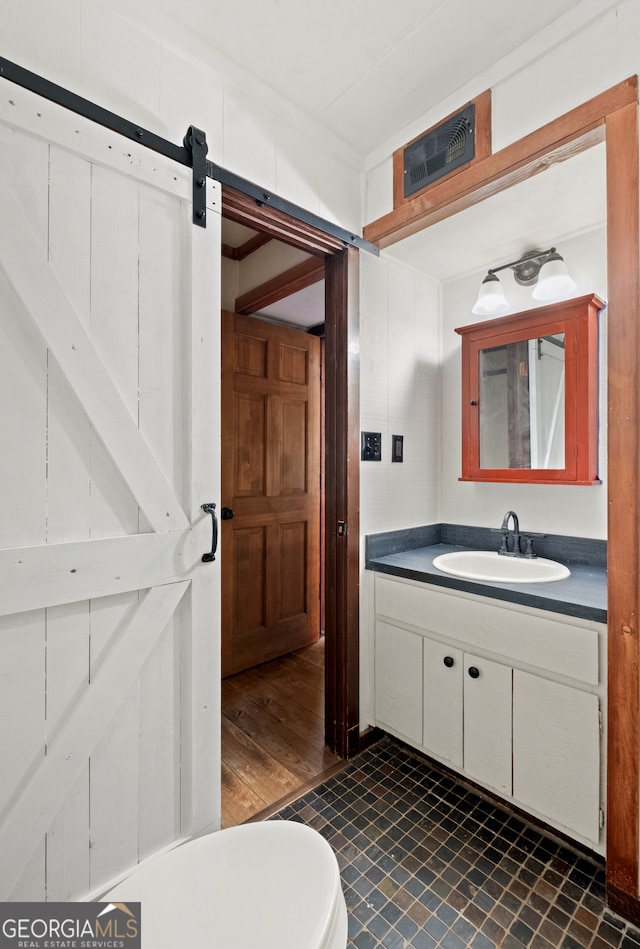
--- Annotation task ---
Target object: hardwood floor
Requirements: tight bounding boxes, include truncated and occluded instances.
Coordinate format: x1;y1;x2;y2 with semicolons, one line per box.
221;638;342;827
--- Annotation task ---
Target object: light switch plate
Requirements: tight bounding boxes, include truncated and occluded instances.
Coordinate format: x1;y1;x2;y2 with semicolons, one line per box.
392;434;404;462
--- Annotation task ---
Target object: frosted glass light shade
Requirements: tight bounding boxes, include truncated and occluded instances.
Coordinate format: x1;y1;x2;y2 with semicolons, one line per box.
472;273;510;316
532;254;577;301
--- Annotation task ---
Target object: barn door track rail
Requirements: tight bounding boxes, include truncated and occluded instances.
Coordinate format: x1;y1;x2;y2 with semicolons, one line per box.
208;162;379;255
0;56;378;251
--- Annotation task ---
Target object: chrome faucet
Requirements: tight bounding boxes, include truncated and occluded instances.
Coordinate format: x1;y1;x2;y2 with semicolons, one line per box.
499;510;521;557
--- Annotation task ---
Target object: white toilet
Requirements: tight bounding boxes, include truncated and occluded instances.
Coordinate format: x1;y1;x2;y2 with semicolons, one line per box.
104;820;348;949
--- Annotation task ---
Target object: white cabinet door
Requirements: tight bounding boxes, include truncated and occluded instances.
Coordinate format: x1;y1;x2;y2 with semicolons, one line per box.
375;621;423;745
423;639;463;769
463;654;512;794
513;671;601;844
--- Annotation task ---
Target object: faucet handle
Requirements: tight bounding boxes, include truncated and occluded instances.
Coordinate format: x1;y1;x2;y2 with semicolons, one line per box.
523;533;537;559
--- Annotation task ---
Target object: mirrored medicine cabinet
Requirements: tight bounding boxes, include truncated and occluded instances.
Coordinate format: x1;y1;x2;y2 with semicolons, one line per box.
455;293;604;484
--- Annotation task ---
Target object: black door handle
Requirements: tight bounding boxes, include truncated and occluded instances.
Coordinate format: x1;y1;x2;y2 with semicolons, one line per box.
221;507;235;520
468;666;480;679
201;503;218;562
443;656;454;668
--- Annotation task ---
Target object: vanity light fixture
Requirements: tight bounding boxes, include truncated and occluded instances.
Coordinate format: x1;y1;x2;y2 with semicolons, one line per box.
472;247;577;316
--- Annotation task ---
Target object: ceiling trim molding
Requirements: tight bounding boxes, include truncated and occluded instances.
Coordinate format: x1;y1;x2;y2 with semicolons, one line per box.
218;178;378;257
234;257;324;316
222;185;347;257
364;76;637;248
222;232;272;261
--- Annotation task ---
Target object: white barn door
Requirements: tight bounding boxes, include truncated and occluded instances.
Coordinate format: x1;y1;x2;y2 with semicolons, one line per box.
0;82;221;900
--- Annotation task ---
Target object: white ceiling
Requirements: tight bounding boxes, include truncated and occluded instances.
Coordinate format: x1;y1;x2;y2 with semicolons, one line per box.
121;0;594;154
386;144;607;281
221;218;325;327
182;0;608;325
255;281;325;329
222;220;258;247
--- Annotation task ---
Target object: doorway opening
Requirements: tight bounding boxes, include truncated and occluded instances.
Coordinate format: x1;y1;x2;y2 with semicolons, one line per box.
218;192;359;826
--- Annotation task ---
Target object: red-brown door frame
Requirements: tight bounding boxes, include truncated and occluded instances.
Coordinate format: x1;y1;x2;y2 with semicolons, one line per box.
324;249;361;758
221;187;360;758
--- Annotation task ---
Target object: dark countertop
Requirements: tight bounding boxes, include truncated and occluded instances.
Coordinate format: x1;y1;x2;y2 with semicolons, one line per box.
366;542;607;624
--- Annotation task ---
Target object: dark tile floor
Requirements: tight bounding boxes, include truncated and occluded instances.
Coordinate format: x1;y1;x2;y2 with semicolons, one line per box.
272;737;640;949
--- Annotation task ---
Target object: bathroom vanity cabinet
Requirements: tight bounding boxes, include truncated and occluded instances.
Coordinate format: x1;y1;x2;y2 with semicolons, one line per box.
423;640;512;795
373;573;605;853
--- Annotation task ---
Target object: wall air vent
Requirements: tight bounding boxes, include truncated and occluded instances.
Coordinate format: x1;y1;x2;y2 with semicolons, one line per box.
403;103;475;198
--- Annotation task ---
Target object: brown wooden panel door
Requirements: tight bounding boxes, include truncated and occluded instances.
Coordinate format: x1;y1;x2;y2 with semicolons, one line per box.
221;311;321;677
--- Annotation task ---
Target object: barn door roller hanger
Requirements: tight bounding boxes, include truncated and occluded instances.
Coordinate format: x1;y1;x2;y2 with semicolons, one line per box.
183;126;208;228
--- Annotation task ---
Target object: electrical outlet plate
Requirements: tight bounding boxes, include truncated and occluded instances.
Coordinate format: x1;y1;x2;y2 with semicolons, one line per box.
392;434;404;462
361;431;382;461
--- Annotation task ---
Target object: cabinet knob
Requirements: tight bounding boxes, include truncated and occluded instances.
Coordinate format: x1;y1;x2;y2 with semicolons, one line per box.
468;666;480;679
443;656;455;668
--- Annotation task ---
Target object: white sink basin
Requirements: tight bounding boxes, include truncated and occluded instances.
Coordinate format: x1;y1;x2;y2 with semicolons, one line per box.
432;550;570;583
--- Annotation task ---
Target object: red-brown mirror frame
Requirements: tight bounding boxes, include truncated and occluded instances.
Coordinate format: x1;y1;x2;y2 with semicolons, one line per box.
456;293;604;484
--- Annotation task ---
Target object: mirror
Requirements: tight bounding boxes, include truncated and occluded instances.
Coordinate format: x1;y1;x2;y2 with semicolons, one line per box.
456;293;603;484
478;333;565;470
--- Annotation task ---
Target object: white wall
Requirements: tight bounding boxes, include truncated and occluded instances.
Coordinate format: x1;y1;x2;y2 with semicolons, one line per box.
0;0;367;843
358;0;639;727
359;254;440;537
358;0;627;550
358;226;608;728
3;0;374;707
364;0;640;222
2;0;363;232
2;0;631;746
440;226;608;538
221;258;239;312
358;253;440;726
